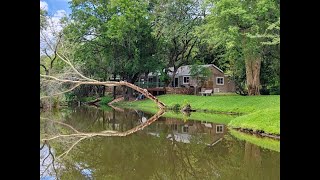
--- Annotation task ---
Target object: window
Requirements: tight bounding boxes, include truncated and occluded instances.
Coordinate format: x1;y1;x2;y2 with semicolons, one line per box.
216;125;224;133
216;77;224;85
182;125;189;133
171;124;178;131
183;76;190;84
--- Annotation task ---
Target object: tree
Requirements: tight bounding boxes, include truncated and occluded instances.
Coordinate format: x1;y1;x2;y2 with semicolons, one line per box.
190;62;212;95
199;0;280;95
152;0;202;86
64;0;162;99
40;8;48;30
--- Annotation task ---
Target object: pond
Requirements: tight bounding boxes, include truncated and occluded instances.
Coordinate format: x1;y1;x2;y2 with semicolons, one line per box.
40;106;280;180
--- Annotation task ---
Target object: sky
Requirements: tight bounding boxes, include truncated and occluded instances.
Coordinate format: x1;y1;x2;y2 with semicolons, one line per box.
40;0;72;55
40;0;71;16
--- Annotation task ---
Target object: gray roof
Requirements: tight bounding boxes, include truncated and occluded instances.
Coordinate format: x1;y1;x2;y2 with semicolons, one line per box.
169;64;223;76
147;64;223;77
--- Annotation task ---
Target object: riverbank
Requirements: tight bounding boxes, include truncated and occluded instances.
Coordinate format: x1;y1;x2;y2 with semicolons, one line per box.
114;94;280;136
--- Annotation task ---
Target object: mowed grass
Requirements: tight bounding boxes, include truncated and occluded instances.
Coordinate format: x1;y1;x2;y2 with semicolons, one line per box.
229;108;280;135
116;94;280;134
118;94;279;113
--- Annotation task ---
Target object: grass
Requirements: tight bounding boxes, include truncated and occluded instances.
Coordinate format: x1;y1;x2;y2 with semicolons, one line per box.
117;94;279;113
229;108;280;135
100;95;113;105
229;129;280;152
116;94;280;135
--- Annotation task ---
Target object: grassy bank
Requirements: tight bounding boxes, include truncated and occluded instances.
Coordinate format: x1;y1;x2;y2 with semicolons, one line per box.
118;94;279;113
229;108;280;135
115;94;280;135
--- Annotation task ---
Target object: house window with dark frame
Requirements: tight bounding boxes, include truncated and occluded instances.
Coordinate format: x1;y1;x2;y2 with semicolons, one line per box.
216;125;224;133
182;125;189;133
183;76;190;84
216;77;224;85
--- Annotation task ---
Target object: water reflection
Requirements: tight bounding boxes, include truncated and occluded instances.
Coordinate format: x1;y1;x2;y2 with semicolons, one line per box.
40;106;280;180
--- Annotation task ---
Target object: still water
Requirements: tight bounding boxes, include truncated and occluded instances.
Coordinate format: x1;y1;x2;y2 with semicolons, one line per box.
40;106;280;180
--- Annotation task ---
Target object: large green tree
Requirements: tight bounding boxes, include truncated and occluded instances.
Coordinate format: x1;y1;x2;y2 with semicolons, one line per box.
200;0;279;95
64;0;162;98
152;0;203;86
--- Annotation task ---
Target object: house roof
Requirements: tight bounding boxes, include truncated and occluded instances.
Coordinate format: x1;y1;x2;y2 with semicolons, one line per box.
147;64;224;77
169;64;224;76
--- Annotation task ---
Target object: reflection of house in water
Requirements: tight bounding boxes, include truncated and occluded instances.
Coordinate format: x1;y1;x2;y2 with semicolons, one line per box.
102;109;150;132
147;117;227;145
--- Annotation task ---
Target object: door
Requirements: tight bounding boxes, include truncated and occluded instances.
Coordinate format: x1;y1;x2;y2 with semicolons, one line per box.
174;77;179;87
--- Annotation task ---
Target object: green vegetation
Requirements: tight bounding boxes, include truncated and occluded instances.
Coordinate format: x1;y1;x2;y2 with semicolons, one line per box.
229;108;280;135
118;94;279;113
117;94;279;134
41;0;279;108
229;129;280;152
99;96;113;105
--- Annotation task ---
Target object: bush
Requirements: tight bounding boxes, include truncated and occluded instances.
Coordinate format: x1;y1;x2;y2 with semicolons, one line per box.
171;104;181;111
100;96;113;105
269;86;280;95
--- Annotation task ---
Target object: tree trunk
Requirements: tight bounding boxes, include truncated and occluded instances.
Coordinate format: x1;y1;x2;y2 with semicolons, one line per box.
168;68;178;87
102;85;105;96
125;75;139;100
113;74;117;99
113;86;116;99
245;57;261;95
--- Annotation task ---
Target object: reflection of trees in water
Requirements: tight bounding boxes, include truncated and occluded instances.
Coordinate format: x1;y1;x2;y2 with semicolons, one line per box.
40;144;59;179
53;106;145;133
40;108;279;179
40;107;165;179
49;132;279;179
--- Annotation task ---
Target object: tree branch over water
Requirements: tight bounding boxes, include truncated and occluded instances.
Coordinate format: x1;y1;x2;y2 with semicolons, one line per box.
40;20;167;164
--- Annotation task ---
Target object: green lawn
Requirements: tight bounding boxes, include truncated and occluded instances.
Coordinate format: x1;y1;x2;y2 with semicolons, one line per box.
115;94;280;135
117;94;279;113
229;108;280;135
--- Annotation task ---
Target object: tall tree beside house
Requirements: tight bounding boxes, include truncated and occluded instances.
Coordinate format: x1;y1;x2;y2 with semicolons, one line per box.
199;0;280;95
152;0;203;87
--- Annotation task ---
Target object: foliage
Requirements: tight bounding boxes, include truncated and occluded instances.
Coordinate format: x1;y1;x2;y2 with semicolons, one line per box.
40;8;48;30
99;96;113;105
198;0;280;95
170;104;181;111
152;0;203;85
229;108;280;135
190;62;212;90
64;0;162;83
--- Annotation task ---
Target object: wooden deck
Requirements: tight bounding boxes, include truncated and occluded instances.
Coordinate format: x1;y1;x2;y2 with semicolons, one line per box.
146;87;166;96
